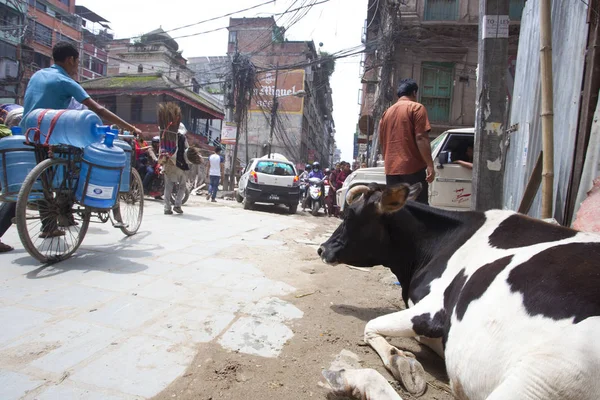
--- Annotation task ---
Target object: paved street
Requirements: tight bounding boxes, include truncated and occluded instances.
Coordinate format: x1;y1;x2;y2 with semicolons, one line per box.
0;198;315;400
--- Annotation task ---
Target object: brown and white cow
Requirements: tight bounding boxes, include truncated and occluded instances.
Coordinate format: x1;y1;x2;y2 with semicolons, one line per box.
318;183;600;400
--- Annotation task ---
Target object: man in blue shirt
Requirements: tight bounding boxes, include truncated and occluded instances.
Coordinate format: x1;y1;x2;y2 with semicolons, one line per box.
22;42;140;132
0;42;141;252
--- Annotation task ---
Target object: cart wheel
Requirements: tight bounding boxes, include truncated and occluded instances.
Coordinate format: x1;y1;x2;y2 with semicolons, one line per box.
113;168;143;236
16;158;90;263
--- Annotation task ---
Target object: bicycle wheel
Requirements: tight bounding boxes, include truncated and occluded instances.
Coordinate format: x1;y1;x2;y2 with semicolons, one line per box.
16;158;90;263
113;168;143;236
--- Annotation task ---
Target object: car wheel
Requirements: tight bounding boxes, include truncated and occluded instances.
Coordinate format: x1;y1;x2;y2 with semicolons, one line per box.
288;203;298;214
235;190;243;203
243;193;253;210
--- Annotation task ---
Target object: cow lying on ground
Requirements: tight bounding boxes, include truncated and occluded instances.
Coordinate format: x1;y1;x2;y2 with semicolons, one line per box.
318;183;600;400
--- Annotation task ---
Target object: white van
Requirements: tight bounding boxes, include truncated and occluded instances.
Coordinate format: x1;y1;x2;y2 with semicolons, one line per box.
237;154;300;214
337;128;474;212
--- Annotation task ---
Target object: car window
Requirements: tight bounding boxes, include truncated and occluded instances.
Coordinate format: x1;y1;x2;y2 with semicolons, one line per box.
255;161;295;176
430;133;446;154
441;134;474;162
244;160;255;174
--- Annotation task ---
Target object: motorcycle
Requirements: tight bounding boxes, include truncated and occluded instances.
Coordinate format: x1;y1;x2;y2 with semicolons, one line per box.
299;177;309;203
303;177;325;216
146;163;191;205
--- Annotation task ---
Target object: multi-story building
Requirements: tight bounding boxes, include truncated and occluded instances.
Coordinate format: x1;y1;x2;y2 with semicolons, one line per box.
358;0;524;164
226;17;335;168
107;28;196;88
75;5;111;81
0;0;27;103
24;0;82;77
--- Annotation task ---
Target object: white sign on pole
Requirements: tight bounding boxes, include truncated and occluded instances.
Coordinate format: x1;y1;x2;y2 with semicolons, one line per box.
482;15;510;39
358;143;367;152
221;122;237;145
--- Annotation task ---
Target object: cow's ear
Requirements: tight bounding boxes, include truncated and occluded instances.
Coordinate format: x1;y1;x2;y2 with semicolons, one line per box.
378;184;412;213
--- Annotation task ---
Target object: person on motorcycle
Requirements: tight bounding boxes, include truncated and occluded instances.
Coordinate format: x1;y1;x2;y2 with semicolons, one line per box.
309;161;325;180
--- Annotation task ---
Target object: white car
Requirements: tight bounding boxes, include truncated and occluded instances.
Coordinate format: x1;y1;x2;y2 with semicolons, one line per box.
237;153;300;214
337;128;475;212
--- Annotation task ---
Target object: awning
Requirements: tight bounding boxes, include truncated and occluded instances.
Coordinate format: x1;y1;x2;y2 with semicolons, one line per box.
75;6;110;24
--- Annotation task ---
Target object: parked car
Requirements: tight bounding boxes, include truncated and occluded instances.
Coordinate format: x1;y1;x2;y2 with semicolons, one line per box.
237;154;300;214
337;127;475;213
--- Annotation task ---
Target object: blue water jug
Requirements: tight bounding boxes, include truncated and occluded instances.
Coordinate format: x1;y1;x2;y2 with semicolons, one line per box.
23;109;104;148
75;132;126;209
0;135;42;201
113;139;132;192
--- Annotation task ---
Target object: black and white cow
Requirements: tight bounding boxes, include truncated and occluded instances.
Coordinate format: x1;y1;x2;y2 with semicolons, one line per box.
318;183;600;400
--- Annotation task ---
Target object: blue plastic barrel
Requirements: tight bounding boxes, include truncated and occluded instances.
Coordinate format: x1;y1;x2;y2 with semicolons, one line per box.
113;139;132;192
23;109;103;148
0;135;42;201
75;132;126;209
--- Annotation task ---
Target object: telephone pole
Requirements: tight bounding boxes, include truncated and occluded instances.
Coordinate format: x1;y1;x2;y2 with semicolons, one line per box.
267;62;279;159
472;1;510;211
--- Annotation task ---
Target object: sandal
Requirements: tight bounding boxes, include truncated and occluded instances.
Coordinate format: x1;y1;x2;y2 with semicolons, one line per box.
0;242;14;252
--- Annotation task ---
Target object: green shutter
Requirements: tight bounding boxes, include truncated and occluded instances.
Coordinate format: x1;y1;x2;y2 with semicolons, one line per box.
424;0;459;21
509;0;525;21
420;62;454;123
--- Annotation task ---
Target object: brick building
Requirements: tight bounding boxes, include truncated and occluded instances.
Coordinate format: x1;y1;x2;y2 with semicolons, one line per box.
227;17;335;167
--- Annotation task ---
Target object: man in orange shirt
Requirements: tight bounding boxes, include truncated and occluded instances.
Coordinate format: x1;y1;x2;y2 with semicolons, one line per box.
378;79;435;204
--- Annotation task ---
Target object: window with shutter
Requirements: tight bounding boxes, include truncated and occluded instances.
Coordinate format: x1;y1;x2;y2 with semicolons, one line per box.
420;62;454;123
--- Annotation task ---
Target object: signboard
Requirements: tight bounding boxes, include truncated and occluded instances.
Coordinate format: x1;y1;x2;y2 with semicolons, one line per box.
250;69;305;115
482;15;510;39
221;122;237;145
358;143;367;152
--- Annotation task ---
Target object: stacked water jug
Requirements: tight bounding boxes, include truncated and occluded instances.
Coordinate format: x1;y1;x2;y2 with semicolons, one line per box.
0;109;132;209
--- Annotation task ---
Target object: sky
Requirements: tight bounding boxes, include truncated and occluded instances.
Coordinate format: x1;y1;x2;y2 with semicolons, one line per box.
77;0;367;162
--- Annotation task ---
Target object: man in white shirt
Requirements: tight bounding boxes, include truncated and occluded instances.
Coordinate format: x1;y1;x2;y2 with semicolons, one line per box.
206;147;224;202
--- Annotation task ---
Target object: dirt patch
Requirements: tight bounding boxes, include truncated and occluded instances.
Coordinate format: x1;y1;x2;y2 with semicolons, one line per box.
152;212;453;400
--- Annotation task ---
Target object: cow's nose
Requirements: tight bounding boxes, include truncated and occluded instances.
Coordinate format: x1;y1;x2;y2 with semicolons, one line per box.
317;246;324;257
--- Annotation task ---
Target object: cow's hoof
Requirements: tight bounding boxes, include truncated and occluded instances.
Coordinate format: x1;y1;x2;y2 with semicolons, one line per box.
389;353;427;396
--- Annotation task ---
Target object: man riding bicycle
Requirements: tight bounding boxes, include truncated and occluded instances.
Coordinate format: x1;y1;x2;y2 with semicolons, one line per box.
0;41;140;252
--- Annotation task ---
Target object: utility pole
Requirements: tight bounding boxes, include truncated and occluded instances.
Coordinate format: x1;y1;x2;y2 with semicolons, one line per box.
223;54;236;191
267;62;279;159
472;2;510;211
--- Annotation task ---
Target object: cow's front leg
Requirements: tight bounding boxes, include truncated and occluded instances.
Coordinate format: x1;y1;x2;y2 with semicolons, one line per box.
322;368;403;400
364;304;442;396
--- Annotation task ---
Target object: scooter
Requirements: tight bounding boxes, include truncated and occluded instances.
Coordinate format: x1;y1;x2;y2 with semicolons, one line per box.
303;177;325;216
147;163;191;205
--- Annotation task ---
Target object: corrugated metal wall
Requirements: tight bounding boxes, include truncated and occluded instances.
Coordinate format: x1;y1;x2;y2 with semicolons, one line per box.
503;0;589;223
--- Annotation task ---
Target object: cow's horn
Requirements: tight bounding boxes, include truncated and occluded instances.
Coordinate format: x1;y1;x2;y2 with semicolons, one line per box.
346;185;371;205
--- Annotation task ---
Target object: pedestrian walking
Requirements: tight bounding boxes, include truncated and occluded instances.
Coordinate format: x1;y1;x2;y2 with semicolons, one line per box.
206;147;224;202
157;103;190;215
378;78;435;204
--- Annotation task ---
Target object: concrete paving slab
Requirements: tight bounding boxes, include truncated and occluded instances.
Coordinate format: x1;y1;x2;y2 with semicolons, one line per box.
219;316;295;358
134;277;199;305
1;319;121;374
0;369;45;400
143;305;235;344
0;306;53;344
70;336;195;398
242;297;304;323
32;383;135;400
78;271;154;293
77;295;169;331
20;285;118;313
